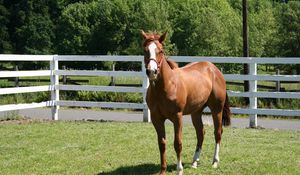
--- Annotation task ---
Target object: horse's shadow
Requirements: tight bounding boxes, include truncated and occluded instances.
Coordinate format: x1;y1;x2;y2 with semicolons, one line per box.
97;163;177;175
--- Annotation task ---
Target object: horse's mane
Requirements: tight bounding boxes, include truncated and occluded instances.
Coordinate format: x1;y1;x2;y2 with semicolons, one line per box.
166;58;178;69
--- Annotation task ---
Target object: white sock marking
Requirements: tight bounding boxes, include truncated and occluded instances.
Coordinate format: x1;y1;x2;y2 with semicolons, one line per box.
212;143;220;168
193;148;201;162
177;160;183;175
192;148;201;168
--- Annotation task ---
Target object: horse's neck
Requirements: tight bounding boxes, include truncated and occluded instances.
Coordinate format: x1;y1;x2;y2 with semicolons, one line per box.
160;56;173;79
156;56;176;89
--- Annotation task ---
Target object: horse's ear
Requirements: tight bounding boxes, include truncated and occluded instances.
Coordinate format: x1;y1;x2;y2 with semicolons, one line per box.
141;30;147;40
159;31;167;43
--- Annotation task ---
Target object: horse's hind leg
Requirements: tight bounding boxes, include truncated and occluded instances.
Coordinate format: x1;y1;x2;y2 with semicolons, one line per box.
191;109;205;168
211;108;223;168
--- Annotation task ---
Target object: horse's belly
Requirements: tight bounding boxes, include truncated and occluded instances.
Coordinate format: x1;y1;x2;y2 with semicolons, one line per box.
181;72;212;114
182;85;211;115
183;99;207;115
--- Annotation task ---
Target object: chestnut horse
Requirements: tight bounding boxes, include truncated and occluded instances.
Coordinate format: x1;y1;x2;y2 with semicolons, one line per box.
142;31;231;175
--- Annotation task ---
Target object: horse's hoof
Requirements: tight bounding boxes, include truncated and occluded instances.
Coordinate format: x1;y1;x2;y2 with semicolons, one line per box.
177;169;183;175
159;172;166;175
191;161;198;169
212;162;218;169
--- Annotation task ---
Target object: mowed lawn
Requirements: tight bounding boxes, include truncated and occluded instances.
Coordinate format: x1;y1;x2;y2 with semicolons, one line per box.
0;120;299;175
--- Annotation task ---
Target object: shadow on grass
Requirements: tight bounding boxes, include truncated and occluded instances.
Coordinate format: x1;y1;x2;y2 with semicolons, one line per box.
97;163;177;175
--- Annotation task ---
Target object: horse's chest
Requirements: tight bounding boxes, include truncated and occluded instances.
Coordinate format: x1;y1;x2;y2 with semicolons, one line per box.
147;88;184;116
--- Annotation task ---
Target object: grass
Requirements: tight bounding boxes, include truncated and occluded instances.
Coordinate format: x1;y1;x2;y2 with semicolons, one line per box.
0;120;299;175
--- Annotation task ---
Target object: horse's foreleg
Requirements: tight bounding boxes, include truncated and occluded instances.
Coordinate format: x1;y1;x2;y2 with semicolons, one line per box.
191;111;205;168
212;111;223;169
173;115;183;175
152;118;167;175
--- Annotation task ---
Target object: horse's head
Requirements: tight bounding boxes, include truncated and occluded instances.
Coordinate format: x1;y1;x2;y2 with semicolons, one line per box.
141;30;167;81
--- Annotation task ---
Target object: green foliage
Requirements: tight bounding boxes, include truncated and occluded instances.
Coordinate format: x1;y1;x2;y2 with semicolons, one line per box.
5;0;54;54
0;92;49;105
276;1;300;57
248;0;277;57
56;2;93;54
273;1;300;74
75;91;143;104
1;0;299;72
172;0;242;57
0;0;12;53
3;0;55;69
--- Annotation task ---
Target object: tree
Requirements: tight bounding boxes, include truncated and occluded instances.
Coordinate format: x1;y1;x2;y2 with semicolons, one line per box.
56;2;93;55
5;0;54;55
2;0;54;70
89;0;174;56
171;0;242;56
126;0;174;54
276;1;300;57
0;0;12;53
171;0;242;73
274;1;300;74
18;14;54;54
88;0;129;55
247;0;277;57
227;0;277;57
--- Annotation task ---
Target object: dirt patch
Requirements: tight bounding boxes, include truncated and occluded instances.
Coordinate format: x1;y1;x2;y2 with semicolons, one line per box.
0;117;51;125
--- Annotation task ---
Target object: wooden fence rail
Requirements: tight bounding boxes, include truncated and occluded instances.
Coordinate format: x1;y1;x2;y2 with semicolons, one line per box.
0;55;299;127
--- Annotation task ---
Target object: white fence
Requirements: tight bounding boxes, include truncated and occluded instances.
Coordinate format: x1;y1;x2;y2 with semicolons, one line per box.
0;54;299;127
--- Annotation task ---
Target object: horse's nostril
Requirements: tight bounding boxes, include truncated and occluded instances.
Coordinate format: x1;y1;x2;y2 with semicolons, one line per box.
154;69;157;74
146;69;150;76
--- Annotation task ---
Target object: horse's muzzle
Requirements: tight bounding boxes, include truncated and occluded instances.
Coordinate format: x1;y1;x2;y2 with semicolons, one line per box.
146;68;158;81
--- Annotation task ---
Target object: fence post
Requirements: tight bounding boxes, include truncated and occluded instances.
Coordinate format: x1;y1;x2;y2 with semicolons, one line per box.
276;69;281;104
142;62;150;122
249;60;257;128
50;55;59;120
62;65;67;84
14;65;19;87
110;62;115;86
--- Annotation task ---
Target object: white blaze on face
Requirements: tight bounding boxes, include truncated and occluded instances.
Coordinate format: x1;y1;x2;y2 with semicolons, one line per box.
148;42;158;71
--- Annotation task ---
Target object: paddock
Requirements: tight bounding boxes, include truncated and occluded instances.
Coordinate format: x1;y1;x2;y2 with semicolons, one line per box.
0;120;299;175
0;55;299;127
0;55;299;175
1;108;300;131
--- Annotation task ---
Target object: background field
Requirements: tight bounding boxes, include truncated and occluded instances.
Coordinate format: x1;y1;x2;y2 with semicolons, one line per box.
0;120;299;175
1;72;299;114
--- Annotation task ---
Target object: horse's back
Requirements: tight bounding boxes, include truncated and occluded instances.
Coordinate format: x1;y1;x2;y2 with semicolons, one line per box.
181;61;225;85
180;61;221;83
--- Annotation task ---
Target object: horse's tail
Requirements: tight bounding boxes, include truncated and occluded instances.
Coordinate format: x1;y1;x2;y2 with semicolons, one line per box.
222;93;231;126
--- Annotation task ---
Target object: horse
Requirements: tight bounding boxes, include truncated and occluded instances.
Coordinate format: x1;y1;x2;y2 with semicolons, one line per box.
141;31;231;175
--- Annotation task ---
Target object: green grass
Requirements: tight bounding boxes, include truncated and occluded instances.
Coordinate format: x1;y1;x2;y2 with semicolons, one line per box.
0;121;299;175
